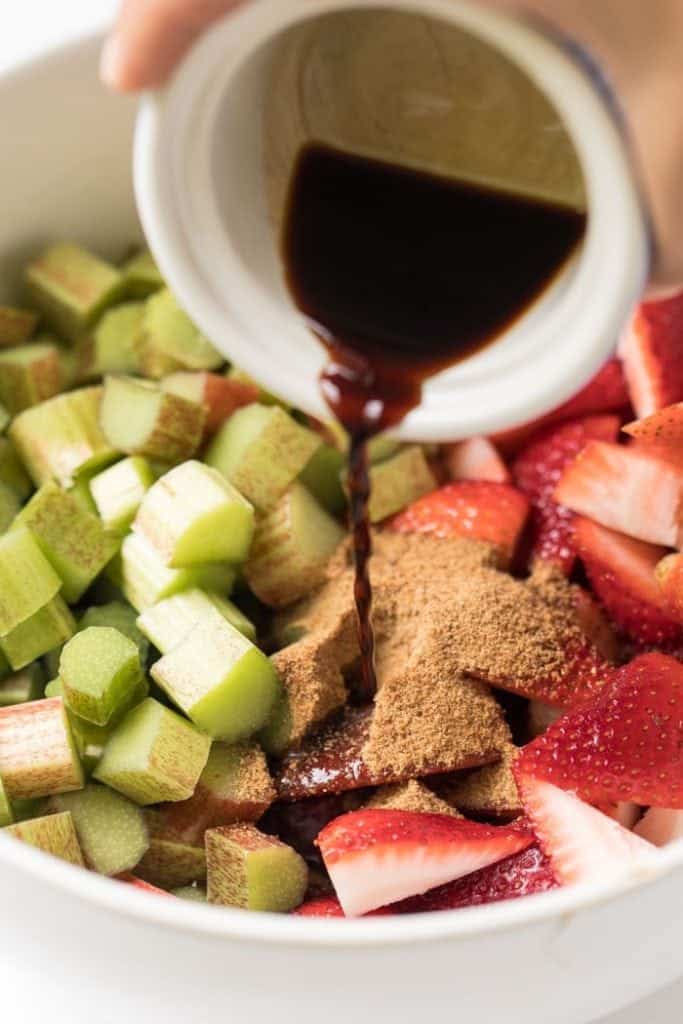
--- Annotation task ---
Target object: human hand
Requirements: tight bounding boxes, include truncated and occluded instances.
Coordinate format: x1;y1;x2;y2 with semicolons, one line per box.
101;0;683;288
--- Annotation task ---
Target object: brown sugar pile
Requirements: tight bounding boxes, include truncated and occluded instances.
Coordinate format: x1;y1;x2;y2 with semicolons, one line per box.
365;780;462;818
273;531;588;787
437;743;522;820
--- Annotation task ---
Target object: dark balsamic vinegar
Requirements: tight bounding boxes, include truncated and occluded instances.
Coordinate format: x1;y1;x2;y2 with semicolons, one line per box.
283;143;586;694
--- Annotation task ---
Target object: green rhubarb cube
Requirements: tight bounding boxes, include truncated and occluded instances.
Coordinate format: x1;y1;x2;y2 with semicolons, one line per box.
5;811;84;865
122;249;165;299
136;813;206;888
108;532;235;612
244;483;344;608
299;442;347;515
25;242;124;342
364;445;437;522
0;305;38;347
86;301;145;377
172;884;207;902
0;402;9;435
0;664;44;707
60;626;143;726
150;605;279;741
48;783;149;876
99;375;205;463
1;595;76;670
133;461;254;567
9;387;118;488
206;824;307;912
93;697;211;805
13;481;120;603
205;403;321;511
136;289;222;378
0;482;19;533
90;456;154;533
0;438;32;500
0;526;61;636
0;340;63;414
0;773;13;826
79;601;149;663
138;589;256;654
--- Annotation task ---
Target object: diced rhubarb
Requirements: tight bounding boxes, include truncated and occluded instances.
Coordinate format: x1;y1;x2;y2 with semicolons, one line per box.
162;371;259;435
90;456;155;533
573;516;680;644
0;697;83;799
93;698;211;805
1;594;76;670
135;816;206;888
133;460;254;568
79;601;149;662
515;774;656;886
516;653;683;808
619;290;683;417
298;443;347;515
0;341;63;414
317;810;533;917
60;626;143;726
443;437;511;484
117;872;172;896
100;375;206;463
5;811;85;866
84;302;144;377
492;359;630;454
0;305;38;347
555;440;683;547
121;249;164;299
387;481;529;567
135;288;222;378
206;823;308;912
512;416;620;573
48;783;149;876
0;526;61;636
362;446;437;523
395;843;558;912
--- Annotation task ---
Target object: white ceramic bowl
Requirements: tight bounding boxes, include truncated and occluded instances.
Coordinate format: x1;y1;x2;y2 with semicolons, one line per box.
0;33;682;1024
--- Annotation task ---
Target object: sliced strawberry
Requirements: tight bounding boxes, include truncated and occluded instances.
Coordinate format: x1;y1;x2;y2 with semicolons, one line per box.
656;553;683;622
555;440;683;547
619;291;683;417
293;897;394;918
489;636;614;709
275;707;498;802
634;807;683;847
387;481;529;566
395;843;558;912
623;403;683;449
317;809;533;916
515;774;656;885
512;416;620;573
443;437;511;484
573;516;680;644
492;359;630;455
516;652;683;808
117;873;172;896
163;371;259;434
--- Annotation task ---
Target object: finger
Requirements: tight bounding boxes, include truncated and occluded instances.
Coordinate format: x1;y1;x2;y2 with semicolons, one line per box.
101;0;244;92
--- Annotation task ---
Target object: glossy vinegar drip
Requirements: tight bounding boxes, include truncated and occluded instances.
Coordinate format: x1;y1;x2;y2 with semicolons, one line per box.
347;431;377;698
283;143;587;696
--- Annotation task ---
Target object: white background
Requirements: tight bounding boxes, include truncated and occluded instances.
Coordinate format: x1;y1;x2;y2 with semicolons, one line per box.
1;2;682;1020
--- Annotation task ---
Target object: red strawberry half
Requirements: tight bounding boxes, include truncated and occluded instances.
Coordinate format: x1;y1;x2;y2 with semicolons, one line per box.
493;359;630;455
117;873;172;896
395;843;557;912
623;403;683;449
387;481;529;567
516;652;683;808
555;440;683;547
573;516;680;644
515;774;657;885
443;437;511;484
317;810;533;916
512;415;620;573
619;291;683;418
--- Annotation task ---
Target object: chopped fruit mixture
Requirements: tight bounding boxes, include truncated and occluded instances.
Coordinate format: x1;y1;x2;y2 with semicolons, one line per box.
0;245;681;919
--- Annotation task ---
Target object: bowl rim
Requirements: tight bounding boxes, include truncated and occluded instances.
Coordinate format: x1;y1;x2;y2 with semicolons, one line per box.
1;29;682;949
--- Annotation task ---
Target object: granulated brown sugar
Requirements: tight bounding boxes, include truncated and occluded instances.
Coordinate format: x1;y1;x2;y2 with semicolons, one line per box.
365;780;462;817
364;668;510;777
273;530;589;772
270;639;349;753
438;743;522;819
